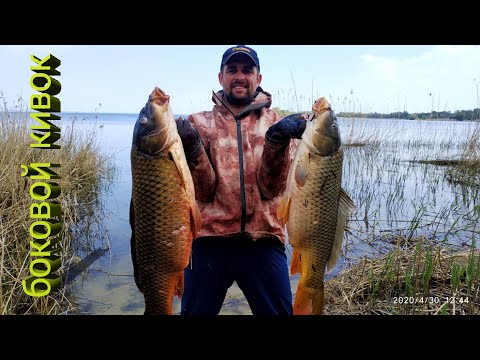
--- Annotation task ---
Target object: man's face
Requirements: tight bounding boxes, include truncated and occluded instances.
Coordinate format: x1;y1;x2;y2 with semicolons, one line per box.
218;54;262;107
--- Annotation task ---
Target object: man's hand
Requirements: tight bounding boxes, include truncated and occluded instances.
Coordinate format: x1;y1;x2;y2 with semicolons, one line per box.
176;117;202;159
266;113;308;143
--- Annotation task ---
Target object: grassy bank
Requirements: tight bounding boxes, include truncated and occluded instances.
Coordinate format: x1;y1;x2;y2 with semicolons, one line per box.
0;101;114;314
324;237;480;315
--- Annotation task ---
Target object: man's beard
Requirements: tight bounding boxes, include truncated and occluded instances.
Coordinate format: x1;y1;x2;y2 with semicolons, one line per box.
224;88;254;107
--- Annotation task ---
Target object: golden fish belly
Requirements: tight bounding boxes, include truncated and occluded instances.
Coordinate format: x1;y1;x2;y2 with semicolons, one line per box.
131;147;193;312
288;148;343;288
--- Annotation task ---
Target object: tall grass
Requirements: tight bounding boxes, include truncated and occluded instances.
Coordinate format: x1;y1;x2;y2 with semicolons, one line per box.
324;238;480;315
0;99;115;314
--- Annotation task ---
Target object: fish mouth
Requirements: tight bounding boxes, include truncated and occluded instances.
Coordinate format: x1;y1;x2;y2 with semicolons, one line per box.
313;97;331;114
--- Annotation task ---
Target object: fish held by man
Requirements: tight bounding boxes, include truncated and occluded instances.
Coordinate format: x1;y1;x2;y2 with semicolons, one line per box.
129;86;201;315
277;97;355;315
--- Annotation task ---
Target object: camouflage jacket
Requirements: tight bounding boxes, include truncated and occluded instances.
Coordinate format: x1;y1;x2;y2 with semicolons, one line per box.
186;88;294;243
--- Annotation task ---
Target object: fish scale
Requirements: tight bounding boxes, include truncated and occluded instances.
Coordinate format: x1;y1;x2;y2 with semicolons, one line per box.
288;149;343;289
131;147;193;315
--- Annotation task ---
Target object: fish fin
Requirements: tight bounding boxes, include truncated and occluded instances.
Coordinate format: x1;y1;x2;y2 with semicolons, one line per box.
190;202;202;238
129;199;143;293
277;196;291;225
290;248;302;275
294;153;309;187
293;282;313;315
327;188;356;271
173;271;184;298
277;197;285;221
170;149;187;190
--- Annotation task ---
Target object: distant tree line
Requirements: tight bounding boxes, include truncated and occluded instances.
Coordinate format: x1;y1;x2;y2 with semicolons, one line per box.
336;109;480;121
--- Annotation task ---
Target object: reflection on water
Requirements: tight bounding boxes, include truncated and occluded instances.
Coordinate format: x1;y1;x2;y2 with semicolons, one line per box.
67;113;480;315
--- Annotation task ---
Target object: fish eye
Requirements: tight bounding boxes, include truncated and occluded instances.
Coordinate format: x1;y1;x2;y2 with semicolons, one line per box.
140;116;148;125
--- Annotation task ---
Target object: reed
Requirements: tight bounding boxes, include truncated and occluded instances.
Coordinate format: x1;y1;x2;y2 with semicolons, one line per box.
0;99;115;314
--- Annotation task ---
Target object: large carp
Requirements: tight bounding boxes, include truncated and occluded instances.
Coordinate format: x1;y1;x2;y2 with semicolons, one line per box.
129;87;201;315
277;97;355;315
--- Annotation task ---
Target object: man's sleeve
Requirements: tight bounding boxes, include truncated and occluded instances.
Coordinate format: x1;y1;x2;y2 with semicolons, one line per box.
186;116;217;203
257;121;292;200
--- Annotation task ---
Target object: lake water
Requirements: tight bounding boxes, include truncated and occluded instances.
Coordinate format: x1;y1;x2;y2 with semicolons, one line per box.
63;112;480;315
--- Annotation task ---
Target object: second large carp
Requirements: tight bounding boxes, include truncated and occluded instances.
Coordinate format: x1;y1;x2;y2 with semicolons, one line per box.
278;97;355;315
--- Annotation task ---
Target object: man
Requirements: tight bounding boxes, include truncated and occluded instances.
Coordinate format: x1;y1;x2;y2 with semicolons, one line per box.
176;45;307;315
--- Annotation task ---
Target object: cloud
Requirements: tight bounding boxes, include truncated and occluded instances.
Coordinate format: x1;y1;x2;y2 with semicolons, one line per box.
360;54;399;81
436;45;480;58
361;45;480;82
358;46;480;112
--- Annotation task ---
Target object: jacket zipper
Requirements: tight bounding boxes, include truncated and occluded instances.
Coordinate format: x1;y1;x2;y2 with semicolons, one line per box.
235;115;247;232
211;91;269;234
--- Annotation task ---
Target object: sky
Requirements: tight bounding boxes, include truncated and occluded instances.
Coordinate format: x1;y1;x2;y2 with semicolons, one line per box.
1;45;479;115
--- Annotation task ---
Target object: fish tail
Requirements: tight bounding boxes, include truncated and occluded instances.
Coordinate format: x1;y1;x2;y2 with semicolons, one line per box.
293;281;325;315
290;249;302;275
